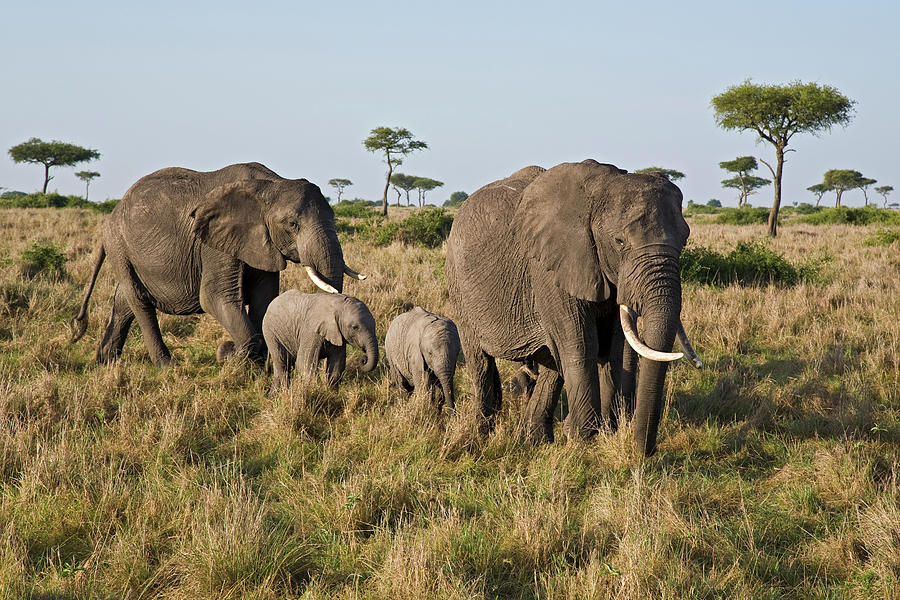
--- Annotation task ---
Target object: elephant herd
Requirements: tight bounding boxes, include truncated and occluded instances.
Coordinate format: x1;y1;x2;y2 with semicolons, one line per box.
71;159;701;455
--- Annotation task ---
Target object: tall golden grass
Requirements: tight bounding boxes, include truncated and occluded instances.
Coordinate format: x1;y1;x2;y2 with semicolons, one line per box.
1;208;899;599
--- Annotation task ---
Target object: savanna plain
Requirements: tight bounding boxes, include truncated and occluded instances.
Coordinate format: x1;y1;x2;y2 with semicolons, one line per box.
2;206;900;599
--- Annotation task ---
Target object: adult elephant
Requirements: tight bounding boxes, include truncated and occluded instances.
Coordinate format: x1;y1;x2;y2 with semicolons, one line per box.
445;160;699;456
72;162;364;367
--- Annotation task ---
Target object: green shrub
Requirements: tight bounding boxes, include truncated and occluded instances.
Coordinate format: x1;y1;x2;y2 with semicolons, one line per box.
373;208;454;248
333;200;378;218
0;193;119;213
90;199;120;213
683;201;721;216
713;207;772;225
20;240;68;278
796;206;900;226
863;229;900;247
681;241;812;286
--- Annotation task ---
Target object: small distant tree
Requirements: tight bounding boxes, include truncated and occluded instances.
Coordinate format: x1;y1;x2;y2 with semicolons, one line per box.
363;127;427;216
634;166;685;181
327;178;352;203
444;191;468;207
9;138;100;193
711;80;855;236
857;177;877;206
823;169;864;207
706;198;722;208
807;183;829;207
718;156;770;207
390;173;419;206
74;170;100;201
875;185;894;208
414;177;443;206
390;184;402;206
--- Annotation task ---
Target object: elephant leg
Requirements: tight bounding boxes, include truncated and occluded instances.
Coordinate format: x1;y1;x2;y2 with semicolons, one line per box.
324;346;346;388
390;365;414;395
294;341;323;383
112;276;170;367
523;366;563;443
96;285;135;364
269;344;291;394
460;331;502;428
244;267;279;347
599;361;618;431
200;255;262;365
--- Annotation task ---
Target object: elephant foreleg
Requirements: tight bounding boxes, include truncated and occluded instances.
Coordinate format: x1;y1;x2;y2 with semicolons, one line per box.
269;344;291;394
324;346;346;388
523;366;563;443
200;251;265;365
460;332;502;430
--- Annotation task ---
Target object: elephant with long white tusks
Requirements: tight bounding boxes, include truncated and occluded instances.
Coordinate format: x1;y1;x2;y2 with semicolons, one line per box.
385;307;461;414
70;162;366;367
446;159;701;456
262;290;378;393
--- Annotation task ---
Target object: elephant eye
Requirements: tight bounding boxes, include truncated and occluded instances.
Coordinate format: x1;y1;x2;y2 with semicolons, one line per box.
614;236;625;247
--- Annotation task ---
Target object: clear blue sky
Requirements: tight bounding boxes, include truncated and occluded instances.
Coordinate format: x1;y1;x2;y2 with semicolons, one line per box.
2;1;898;207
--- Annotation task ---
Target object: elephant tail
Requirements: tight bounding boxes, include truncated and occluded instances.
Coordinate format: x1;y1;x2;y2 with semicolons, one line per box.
71;244;106;343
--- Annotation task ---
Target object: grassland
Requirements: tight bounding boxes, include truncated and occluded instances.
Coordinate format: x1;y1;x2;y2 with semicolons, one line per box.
1;208;900;599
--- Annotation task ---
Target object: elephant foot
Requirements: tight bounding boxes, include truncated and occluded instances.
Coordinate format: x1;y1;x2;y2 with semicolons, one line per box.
152;350;173;368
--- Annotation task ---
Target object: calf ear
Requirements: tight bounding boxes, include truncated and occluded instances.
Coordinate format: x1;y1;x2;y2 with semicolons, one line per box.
516;164;613;302
191;180;286;272
317;315;343;346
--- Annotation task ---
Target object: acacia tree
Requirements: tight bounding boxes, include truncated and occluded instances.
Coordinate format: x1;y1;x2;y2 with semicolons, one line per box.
719;156;769;207
363;127;427;216
75;170;100;201
634;166;685;181
823;169;864;207
389;173;418;206
9;138;100;193
414;177;443;206
807;183;830;207
875;185;894;208
857;177;877;206
327;178;352;203
711;80;855;236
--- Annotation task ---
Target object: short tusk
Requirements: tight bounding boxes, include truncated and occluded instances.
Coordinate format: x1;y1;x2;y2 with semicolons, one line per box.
344;265;367;280
305;266;339;294
677;322;702;369
619;305;684;363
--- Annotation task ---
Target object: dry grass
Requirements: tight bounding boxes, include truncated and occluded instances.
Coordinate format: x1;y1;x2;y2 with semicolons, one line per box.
2;208;900;599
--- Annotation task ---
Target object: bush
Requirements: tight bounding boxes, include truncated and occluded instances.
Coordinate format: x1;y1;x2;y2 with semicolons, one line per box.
333;200;378;218
713;207;772;225
863;229;900;247
796;206;900;226
373;208;454;248
444;191;468;207
683;201;721;216
19;240;68;278
0;193;119;213
681;241;816;286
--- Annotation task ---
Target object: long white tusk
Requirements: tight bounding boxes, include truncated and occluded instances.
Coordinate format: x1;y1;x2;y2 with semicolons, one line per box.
305;266;339;294
344;265;367;280
619;305;684;363
676;322;702;368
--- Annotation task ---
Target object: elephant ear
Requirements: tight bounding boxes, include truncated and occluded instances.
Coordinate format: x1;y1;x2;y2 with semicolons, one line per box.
191;180;286;272
317;314;343;346
516;162;615;302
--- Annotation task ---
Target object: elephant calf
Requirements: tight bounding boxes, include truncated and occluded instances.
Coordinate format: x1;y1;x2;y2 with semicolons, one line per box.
262;290;378;392
385;307;461;413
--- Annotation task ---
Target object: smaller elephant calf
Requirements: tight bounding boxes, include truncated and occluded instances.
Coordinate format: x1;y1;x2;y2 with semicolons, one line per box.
262;290;378;392
385;307;461;413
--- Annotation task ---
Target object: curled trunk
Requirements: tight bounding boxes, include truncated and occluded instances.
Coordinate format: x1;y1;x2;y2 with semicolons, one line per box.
360;331;379;373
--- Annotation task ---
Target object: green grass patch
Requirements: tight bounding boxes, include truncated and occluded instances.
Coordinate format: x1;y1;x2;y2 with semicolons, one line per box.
19;240;68;278
332;199;379;218
863;228;900;246
796;206;900;226
681;241;825;286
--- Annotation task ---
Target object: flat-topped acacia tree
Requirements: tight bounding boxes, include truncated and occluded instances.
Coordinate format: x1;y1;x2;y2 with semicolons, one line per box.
327;178;352;203
712;80;855;237
9;138;100;193
363;127;427;216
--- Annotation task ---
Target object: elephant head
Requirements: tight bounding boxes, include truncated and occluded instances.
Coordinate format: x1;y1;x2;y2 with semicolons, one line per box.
516;159;697;454
320;295;379;373
191;178;363;292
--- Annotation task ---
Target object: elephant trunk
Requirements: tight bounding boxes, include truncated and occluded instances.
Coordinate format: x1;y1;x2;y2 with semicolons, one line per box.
359;330;379;373
297;223;345;294
435;366;456;412
629;256;682;457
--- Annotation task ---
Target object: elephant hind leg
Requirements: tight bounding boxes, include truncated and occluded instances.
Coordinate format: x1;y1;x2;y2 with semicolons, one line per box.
96;285;135;364
523;366;563;444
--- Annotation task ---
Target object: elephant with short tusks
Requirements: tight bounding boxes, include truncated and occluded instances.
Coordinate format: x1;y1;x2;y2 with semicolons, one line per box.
71;162;366;367
262;290;378;392
445;160;701;456
385;307;461;414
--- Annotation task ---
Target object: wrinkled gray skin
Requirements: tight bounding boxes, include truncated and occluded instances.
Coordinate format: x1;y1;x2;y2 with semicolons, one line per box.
385;307;461;413
72;163;346;367
262;290;378;392
446;160;689;456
